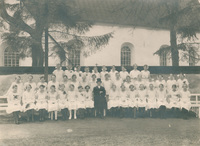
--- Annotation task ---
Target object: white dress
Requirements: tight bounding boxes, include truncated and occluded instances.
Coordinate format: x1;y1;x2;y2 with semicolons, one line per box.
64;70;74;79
112;78;123;91
109;71;118;82
82;72;91;81
130;70;141;80
84;90;94;108
124;81;134;91
68;91;77;110
48;92;59;112
108;90;119;109
137;90;147;107
76;92;86;109
58;90;68;110
73;71;83;82
7;82;24;96
100;71;108;81
119;90;129;108
177;79;189;91
35;91;48;111
24;82;37;92
141;70;150;82
166;80;177;92
92;71;100;79
146;90;157;109
22;91;35;112
120;71;129;81
128;91;138;108
156;90;167;108
70;80;80;91
89;80;97;91
180;90;191;110
168;90;181;108
102;80;112;94
155;80;166;89
6;92;22;114
53;69;64;83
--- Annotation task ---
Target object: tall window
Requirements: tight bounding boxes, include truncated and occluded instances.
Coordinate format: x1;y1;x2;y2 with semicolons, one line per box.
121;46;131;66
189;49;195;66
160;50;168;66
68;49;80;66
4;48;19;67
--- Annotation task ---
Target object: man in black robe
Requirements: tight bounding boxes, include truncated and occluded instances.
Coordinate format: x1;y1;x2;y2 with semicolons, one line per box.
93;78;106;118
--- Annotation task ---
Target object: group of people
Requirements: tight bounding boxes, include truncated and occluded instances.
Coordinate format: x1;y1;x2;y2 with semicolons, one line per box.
5;64;192;124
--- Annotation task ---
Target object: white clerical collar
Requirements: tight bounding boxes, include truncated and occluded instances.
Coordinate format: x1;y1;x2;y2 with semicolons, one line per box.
98;86;101;88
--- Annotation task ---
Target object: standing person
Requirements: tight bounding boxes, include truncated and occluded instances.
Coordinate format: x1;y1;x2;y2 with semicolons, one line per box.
76;86;86;119
84;85;94;117
92;66;100;79
177;74;189;91
61;75;70;92
128;85;138;118
112;72;123;92
35;85;48;122
141;64;150;83
70;74;80;91
180;84;191;119
120;66;129;82
89;74;97;90
155;75;166;89
130;64;140;81
124;75;133;91
58;84;68;120
100;65;108;81
82;66;91;81
22;84;35;122
74;65;82;82
6;85;22;124
102;73;112;95
109;65;118;81
48;85;59;121
93;78;107;118
7;76;24;96
137;84;147;118
53;63;64;83
24;75;36;92
68;84;77;120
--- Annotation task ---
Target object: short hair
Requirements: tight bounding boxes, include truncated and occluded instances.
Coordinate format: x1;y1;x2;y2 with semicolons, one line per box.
85;85;90;89
50;85;56;89
12;85;18;89
39;85;45;88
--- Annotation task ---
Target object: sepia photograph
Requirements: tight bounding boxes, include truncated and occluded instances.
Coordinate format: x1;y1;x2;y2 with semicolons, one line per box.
0;0;200;145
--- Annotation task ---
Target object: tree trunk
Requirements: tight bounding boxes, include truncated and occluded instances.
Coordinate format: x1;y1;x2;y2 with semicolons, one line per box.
31;41;44;67
170;25;179;66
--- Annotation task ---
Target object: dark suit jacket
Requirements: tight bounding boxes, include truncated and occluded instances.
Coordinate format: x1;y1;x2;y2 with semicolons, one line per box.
93;86;106;103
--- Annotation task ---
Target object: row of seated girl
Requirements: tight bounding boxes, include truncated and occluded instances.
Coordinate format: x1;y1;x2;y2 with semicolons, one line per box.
6;73;191;124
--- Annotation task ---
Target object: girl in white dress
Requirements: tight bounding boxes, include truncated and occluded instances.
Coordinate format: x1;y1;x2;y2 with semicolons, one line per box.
35;85;48;121
68;84;77;119
112;72;123;91
108;84;119;117
74;65;82;82
22;84;35;122
134;75;145;91
48;85;59;120
180;84;191;119
130;64;141;81
82;66;91;81
167;84;181;118
6;85;22;124
155;75;166;89
53;63;64;83
140;64;150;83
109;65;118;82
100;65;108;81
76;86;86;119
70;74;80;91
177;74;189;91
146;84;157;118
102;73;112;95
92;66;100;79
84;85;94;117
48;74;59;91
156;84;167;119
65;65;74;80
166;74;177;93
119;84;129;118
7;76;24;96
36;76;47;91
120;66;129;82
24;75;36;93
80;76;90;89
137;84;147;118
89;74;97;90
124;75;133;91
61;75;70;92
58;84;68;120
128;85;138;118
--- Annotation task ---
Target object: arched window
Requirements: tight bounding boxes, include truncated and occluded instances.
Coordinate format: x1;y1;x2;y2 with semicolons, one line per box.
4;48;19;67
121;43;133;66
68;49;80;66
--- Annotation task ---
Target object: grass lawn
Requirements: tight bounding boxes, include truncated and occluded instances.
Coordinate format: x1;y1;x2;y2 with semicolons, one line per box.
0;117;200;146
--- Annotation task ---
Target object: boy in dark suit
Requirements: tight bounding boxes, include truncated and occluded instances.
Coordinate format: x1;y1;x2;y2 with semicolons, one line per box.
93;78;107;118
